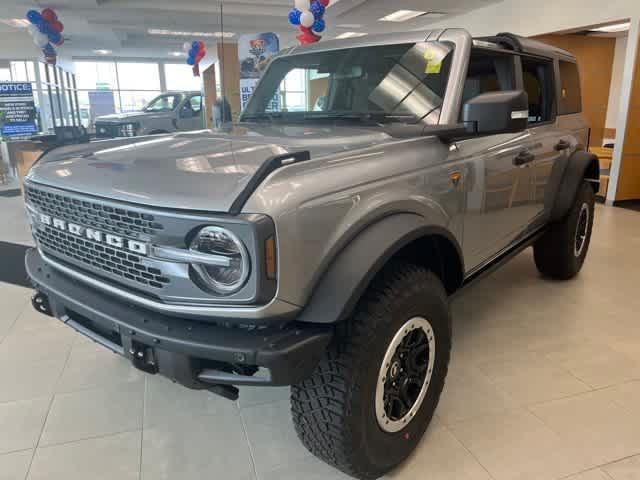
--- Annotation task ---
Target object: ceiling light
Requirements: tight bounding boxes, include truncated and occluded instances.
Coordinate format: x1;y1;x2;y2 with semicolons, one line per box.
379;10;426;22
335;32;368;39
169;51;185;57
93;49;112;55
589;22;631;33
0;18;30;28
336;24;363;29
148;29;234;38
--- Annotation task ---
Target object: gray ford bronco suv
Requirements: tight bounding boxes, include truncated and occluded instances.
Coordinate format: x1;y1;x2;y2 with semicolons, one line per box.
24;30;598;479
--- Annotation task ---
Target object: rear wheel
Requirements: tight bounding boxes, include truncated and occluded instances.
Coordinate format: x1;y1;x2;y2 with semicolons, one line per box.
534;181;595;279
291;262;451;479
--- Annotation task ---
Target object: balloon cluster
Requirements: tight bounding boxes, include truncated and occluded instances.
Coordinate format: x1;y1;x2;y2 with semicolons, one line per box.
183;41;206;77
26;8;64;65
288;0;330;45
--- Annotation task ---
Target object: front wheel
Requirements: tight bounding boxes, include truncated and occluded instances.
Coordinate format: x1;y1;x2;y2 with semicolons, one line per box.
291;262;451;479
534;181;595;279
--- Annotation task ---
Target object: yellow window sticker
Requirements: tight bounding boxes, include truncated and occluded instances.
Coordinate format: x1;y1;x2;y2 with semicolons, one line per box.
424;50;443;74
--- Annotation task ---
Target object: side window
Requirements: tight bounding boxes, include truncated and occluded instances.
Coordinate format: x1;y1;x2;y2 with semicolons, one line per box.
461;49;516;106
558;60;582;115
189;95;202;113
521;57;555;124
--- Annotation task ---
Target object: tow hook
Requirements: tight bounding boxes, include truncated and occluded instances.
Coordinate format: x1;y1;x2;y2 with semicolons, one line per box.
208;384;240;401
32;292;53;317
130;341;159;375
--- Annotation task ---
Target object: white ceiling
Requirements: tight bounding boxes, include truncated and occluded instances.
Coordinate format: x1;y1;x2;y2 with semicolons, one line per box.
0;0;503;60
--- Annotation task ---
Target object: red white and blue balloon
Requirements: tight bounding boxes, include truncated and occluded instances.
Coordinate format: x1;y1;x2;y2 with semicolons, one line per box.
26;8;65;65
183;40;207;77
288;0;330;45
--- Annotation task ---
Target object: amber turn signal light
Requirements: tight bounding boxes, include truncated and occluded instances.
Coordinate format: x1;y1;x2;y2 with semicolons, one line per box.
265;236;277;280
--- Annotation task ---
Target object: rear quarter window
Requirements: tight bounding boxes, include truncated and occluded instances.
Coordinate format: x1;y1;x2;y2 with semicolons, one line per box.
558;60;582;115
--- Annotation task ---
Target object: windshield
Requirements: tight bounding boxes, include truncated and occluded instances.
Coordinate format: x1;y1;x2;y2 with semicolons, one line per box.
241;42;453;126
144;93;183;112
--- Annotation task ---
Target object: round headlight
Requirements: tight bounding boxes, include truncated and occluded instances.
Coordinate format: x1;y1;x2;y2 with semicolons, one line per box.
189;226;250;295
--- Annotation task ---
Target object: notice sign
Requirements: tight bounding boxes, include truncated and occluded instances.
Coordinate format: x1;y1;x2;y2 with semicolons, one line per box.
0;82;38;138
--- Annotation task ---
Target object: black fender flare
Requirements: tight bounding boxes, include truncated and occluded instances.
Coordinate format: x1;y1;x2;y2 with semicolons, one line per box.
297;213;463;325
550;150;600;222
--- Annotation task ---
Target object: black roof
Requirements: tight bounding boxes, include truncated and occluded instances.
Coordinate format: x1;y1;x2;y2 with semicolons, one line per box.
476;32;576;61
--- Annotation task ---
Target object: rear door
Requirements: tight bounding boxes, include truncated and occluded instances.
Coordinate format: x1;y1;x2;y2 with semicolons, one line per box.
518;55;567;224
454;48;536;270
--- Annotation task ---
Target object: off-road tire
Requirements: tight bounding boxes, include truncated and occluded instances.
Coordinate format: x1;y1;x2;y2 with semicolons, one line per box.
534;181;595;280
291;262;451;479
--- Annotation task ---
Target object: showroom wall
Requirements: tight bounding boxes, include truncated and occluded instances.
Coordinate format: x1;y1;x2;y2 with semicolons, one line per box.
615;43;640;201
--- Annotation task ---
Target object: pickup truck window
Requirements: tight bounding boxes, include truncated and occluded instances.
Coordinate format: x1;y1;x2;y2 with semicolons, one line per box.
188;95;202;113
242;42;454;125
144;93;183;112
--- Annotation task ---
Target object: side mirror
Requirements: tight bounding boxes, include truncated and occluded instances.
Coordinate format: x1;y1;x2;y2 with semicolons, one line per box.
462;90;529;135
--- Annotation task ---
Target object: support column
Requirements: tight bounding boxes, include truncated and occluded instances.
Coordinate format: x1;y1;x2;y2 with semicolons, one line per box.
607;17;640;204
202;63;217;129
216;41;241;120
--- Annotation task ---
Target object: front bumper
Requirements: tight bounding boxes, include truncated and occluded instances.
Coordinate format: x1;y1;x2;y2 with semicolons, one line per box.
94;123;138;138
26;249;332;393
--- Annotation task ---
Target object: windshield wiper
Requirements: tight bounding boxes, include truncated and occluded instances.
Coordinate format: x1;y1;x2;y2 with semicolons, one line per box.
240;112;283;123
303;112;418;124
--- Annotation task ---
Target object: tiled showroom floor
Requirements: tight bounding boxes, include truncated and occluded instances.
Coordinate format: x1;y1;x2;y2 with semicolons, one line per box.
1;193;640;480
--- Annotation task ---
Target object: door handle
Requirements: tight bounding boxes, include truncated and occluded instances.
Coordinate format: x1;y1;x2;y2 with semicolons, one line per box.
555;139;571;151
514;150;535;166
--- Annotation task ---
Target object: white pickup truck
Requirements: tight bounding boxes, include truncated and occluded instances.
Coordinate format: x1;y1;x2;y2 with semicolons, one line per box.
94;90;203;137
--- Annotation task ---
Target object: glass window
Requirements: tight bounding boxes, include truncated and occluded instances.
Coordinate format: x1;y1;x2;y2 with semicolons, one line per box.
558;60;581;115
461;49;516;105
120;90;162;112
0;68;10;81
143;93;183;112
243;42;454;125
10;61;35;81
75;61;118;90
188;95;202;113
117;62;160;90
164;63;202;91
521;56;555;124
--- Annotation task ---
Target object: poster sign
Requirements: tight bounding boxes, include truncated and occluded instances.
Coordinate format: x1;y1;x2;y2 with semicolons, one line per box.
0;82;38;138
88;90;116;118
238;32;280;110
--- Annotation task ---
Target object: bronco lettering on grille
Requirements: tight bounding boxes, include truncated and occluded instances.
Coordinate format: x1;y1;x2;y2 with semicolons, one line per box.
36;212;148;255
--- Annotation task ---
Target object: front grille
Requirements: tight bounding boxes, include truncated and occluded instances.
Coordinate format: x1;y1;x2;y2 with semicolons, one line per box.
25;186;164;240
95;122;138;138
34;226;171;289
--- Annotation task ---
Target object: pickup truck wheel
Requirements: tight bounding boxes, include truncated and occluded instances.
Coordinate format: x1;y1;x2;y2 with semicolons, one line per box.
291;262;451;479
534;181;595;280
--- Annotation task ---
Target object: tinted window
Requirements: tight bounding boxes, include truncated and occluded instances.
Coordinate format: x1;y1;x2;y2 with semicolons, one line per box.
558;60;582;114
189;95;202;113
144;94;182;112
461;49;516;105
521;57;555;124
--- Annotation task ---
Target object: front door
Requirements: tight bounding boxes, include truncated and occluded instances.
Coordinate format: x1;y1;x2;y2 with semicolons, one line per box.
455;48;537;271
454;133;535;270
176;94;203;131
